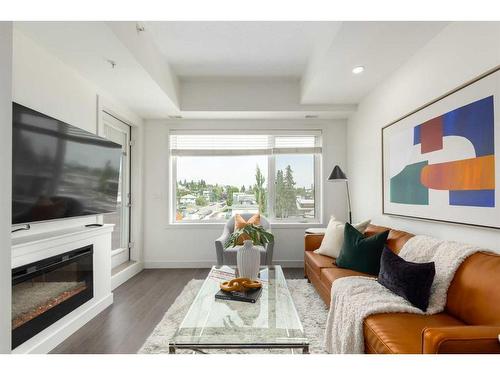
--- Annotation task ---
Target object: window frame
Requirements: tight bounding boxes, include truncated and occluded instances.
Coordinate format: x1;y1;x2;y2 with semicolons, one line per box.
168;131;322;226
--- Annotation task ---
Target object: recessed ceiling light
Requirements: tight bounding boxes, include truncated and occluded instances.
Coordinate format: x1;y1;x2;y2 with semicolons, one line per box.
352;66;365;75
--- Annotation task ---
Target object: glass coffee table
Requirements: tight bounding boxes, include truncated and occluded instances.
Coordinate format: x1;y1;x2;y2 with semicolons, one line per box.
169;265;309;354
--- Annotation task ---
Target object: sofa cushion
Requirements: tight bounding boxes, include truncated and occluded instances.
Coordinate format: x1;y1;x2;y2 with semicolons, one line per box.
336;223;389;275
233;213;261;244
321;266;374;287
363;312;464;354
446;251;500;325
314;217;371;258
304;251;335;274
378;247;435;311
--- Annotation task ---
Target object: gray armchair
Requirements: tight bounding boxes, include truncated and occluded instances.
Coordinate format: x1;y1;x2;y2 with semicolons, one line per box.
215;214;274;266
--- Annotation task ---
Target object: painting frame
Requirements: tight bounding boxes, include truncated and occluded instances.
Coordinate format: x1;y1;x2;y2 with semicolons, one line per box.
381;65;500;230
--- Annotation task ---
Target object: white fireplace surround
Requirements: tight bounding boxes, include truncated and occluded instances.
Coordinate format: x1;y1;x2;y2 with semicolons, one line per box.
11;224;114;353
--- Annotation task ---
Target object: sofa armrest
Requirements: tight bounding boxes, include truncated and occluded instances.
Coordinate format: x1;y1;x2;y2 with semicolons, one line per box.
305;233;324;252
215;228;231;266
264;240;274;266
215;231;230;246
422;326;500;354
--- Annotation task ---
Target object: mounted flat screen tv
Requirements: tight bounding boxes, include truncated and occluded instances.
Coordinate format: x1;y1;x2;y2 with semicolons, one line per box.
12;103;122;225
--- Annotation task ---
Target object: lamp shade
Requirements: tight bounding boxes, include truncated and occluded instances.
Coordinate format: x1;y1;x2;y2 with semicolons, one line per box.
328;165;347;181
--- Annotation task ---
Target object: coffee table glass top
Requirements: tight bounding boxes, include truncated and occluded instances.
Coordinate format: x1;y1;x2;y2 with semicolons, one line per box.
170;265;308;349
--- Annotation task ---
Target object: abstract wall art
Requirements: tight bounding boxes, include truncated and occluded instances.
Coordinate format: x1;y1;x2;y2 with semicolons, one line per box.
382;67;500;229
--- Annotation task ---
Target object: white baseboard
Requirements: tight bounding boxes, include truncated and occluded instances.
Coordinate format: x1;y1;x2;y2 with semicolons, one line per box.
111;262;144;290
13;293;113;354
144;260;304;268
144;260;214;268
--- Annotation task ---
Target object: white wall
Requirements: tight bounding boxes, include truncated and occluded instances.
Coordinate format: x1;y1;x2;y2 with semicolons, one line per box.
11;28;145;267
180;77;357;119
12;29;105;234
181;78;300;111
143;119;347;268
347;22;500;251
0;22;13;354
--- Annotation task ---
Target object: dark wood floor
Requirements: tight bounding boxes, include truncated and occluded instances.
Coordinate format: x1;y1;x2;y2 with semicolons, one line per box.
51;268;305;354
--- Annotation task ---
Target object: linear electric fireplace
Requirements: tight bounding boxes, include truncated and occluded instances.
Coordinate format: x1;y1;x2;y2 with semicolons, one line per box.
12;245;93;349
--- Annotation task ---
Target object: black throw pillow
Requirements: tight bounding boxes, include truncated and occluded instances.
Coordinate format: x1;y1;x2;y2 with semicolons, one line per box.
378;247;435;311
336;223;389;275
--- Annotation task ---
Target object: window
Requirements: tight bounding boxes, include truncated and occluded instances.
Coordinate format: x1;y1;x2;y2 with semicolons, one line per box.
170;131;321;223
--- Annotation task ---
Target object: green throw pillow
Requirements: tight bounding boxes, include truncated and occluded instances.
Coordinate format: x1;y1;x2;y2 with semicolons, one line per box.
336;223;389;275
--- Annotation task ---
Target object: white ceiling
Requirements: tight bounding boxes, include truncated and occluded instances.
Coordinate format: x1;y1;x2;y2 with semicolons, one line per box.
13;21;451;119
14;21;180;119
301;22;449;104
146;21;341;77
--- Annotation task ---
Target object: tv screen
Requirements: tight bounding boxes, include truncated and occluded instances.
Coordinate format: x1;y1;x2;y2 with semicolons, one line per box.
12;103;122;225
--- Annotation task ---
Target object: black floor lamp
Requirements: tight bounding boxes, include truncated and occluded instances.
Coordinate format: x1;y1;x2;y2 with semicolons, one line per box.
328;165;352;224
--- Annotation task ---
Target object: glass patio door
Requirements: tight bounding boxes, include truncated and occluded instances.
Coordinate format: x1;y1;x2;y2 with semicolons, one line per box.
102;112;131;270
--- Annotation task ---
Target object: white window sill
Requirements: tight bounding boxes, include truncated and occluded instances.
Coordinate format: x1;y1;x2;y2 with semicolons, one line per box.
165;222;323;230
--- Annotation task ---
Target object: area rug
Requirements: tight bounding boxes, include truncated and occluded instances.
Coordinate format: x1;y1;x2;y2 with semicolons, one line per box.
138;279;329;354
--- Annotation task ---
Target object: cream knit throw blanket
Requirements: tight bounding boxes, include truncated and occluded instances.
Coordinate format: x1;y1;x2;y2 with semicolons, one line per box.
324;235;481;353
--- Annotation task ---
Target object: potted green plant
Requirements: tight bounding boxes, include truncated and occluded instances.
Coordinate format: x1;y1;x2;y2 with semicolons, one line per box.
224;224;274;280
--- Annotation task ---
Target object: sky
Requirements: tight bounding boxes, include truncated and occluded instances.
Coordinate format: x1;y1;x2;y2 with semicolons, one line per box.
176;154;314;188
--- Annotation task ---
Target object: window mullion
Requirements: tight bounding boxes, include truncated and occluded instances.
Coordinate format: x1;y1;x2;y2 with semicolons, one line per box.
170;155;177;224
314;153;322;223
268;153;276;221
267;135;276;221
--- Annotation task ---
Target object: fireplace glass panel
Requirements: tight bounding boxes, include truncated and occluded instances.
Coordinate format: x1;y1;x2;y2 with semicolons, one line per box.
12;246;93;349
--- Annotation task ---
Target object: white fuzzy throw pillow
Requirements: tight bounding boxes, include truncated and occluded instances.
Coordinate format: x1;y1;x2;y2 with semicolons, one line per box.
314;217;371;258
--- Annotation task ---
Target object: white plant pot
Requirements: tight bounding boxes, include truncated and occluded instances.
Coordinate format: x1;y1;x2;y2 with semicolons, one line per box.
237;240;261;280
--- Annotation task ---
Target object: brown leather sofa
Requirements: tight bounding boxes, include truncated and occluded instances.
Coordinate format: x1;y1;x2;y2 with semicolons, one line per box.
304;224;500;354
